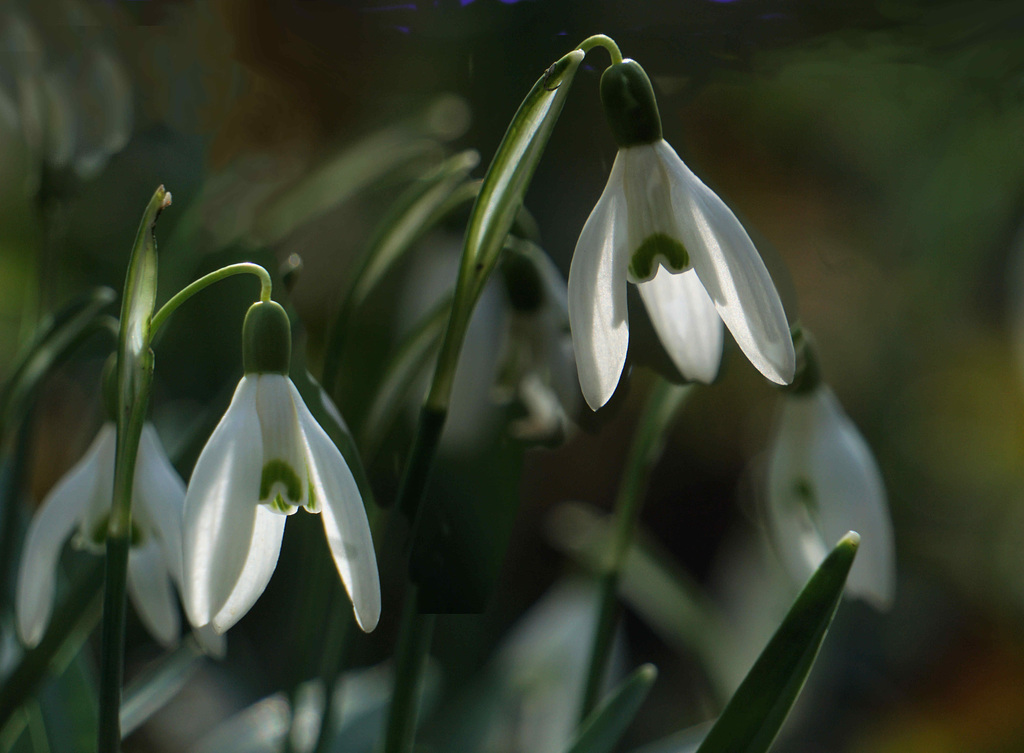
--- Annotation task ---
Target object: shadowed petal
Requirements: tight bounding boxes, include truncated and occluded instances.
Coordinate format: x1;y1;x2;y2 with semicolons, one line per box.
210;505;286;633
637;267;724;384
291;382;380;632
767;387;895;608
182;377;263;628
134;423;186;586
658;141;794;384
15;424;113;647
569;153;630;410
127;540;180;647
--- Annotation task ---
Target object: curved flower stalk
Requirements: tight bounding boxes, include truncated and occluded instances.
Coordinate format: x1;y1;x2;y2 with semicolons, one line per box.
182;301;380;634
16;423;186;648
569;59;794;410
494;241;580;443
766;383;895;609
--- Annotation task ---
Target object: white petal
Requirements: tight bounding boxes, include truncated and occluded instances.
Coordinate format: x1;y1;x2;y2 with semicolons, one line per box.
568;153;631;410
127;540;180;647
133;424;186;586
78;423;117;548
210;505;286;633
15;425;112;647
193;623;227;659
637;267;724;384
182;377;264;628
255;374;308;511
767;387;895;608
657;141;795;384
290;382;381;632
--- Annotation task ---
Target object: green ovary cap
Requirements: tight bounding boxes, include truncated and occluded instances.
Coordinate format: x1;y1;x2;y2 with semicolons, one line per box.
243;300;292;375
600;59;663;148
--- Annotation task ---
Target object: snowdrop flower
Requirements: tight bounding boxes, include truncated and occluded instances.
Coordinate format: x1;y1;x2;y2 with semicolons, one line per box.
494;242;580;443
16;422;186;648
765;336;895;608
569;59;794;410
182;300;380;634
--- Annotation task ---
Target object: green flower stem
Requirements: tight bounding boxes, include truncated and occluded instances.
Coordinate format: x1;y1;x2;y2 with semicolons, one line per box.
382;588;436;753
577;34;624;65
579;379;695;721
310;590;355;753
150;263;273;337
0;561;104;731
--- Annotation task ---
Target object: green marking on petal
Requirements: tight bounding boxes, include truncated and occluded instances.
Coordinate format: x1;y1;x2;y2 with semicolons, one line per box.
628;233;689;282
792;476;818;513
306;479;319;513
260;458;303;506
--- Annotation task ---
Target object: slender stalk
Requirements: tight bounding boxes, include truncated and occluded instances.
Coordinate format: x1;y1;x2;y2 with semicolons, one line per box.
577;34;624;65
396;406;448;520
97;535;131;752
382;588;435;753
579;379;694;720
150;263;272;336
310;591;355;753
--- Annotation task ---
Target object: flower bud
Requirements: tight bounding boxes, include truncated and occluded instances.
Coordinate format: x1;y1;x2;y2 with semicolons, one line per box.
600;59;663;148
243;300;291;375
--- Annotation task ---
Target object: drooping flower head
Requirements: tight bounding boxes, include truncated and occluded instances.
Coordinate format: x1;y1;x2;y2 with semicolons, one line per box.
764;330;895;608
182;300;380;634
494;242;580;443
16;420;186;649
569;58;795;410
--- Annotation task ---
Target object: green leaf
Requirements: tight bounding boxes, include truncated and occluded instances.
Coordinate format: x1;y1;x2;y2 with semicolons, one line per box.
357;295;452;462
563;664;658;753
251;96;469;245
426;48;585;411
321;150;480;392
547;501;739;703
120;638;205;737
0;287;116;444
694;533;860;753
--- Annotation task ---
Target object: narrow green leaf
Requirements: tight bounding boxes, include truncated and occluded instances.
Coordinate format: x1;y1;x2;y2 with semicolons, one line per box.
563;664;657;753
695;533;860;753
0;287;116;443
322;150;479;392
119;638;204;737
426;48;584;412
358;295;451;462
251;96;469;245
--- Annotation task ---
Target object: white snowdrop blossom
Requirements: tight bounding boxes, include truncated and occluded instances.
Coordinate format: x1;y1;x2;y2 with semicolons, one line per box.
495;244;580;442
569;59;794;410
16;423;186;648
182;301;380;634
766;385;895;609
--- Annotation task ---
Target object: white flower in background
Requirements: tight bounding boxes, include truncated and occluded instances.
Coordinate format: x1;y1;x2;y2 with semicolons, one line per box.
569;59;794;410
16;423;186;648
766;384;895;609
182;301;380;634
494;242;580;443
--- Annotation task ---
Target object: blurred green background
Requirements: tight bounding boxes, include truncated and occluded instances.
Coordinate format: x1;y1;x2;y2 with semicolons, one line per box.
4;1;1024;751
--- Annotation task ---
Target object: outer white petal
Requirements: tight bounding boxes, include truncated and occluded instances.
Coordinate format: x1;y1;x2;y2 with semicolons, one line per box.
133;424;186;586
568;153;631;410
127;540;180;647
15;425;112;647
637;267;724;384
182;377;264;628
657;141;795;384
254;374;308;510
290;382;380;632
767;387;895;608
210;505;286;633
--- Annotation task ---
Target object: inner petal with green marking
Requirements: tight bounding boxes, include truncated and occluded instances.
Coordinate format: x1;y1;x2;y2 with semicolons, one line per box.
627;233;690;283
260;458;303;514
